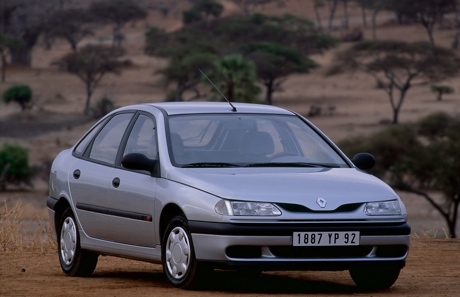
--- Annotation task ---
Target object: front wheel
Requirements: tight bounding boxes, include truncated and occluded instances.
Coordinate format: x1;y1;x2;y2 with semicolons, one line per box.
58;207;98;276
162;215;209;289
349;266;401;291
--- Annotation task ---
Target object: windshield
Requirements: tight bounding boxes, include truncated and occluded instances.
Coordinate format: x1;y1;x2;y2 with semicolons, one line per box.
168;114;349;168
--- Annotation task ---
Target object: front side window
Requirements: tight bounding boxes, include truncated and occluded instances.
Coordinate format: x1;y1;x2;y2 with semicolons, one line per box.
123;114;157;160
168;114;348;168
88;113;133;164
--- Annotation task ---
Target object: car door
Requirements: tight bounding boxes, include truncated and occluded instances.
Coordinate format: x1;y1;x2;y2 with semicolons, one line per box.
69;112;134;240
105;113;158;247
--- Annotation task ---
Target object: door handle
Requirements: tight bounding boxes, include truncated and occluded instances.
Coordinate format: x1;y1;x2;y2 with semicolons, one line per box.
73;169;81;179
112;177;120;188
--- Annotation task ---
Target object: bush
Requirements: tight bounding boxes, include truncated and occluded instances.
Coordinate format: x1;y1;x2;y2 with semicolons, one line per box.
0;143;33;190
90;97;116;119
2;84;32;111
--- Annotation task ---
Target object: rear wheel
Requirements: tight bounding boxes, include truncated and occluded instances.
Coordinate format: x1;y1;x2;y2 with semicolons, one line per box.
162;215;210;289
58;207;98;276
349;266;401;291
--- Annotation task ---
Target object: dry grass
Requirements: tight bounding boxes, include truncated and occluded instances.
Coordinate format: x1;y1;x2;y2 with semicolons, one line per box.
0;201;55;253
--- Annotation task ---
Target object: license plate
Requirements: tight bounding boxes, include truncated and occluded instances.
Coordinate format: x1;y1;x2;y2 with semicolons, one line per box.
293;231;360;246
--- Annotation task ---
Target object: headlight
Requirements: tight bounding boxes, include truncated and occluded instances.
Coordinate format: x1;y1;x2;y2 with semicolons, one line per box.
215;200;282;216
364;200;401;216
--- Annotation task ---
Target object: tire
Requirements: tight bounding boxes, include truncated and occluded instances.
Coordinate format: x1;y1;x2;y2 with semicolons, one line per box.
58;207;98;277
161;215;209;289
349;266;401;291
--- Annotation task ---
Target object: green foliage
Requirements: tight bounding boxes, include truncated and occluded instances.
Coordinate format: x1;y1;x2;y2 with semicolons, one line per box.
0;143;33;190
430;84;454;101
242;42;317;104
2;84;32;111
208;54;261;103
338;112;460;237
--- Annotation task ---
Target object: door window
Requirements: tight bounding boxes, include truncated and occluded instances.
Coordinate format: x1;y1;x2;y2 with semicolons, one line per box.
89;113;133;164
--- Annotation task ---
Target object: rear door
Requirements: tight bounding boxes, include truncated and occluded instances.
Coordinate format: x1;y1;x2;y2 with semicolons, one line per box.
69;112;133;240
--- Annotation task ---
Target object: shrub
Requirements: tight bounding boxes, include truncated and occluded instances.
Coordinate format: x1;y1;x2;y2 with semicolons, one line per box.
90;97;116;119
2;84;33;111
0;143;33;190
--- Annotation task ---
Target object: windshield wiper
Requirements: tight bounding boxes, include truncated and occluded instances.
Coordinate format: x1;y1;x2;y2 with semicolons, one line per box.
245;162;340;168
182;162;242;168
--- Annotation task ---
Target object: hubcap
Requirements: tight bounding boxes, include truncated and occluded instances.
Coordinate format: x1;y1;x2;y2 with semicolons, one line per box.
165;226;190;279
60;217;77;266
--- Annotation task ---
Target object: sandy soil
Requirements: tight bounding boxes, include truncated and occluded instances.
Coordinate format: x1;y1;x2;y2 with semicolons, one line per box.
1;238;459;296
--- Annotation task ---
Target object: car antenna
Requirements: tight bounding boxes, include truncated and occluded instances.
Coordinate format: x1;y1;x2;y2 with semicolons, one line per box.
199;69;237;112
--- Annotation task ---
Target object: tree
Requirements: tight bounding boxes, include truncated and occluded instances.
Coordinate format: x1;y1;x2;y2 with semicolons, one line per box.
159;52;217;101
43;8;95;51
0;34;22;82
339;112;460;238
329;40;460;124
313;0;325;30
183;0;224;24
89;0;147;48
385;0;457;46
207;54;261;103
2;84;32;111
1;0;58;66
243;42;317;105
53;45;127;115
431;85;454;101
354;0;385;39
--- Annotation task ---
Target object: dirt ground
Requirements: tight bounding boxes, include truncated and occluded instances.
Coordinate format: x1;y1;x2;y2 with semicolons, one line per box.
0;238;459;297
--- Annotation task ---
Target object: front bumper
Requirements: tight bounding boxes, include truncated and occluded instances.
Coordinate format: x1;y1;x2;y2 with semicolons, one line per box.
189;221;410;270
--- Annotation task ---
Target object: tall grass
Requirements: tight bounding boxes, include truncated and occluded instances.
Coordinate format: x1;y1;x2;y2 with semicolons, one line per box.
0;201;55;252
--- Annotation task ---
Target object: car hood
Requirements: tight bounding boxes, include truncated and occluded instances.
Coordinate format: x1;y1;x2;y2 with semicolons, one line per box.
166;167;398;211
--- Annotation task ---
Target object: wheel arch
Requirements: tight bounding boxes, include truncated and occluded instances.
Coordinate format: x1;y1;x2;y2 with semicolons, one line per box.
54;197;72;235
159;203;185;239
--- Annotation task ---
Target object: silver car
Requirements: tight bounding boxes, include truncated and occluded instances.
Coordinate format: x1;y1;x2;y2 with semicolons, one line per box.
47;102;410;290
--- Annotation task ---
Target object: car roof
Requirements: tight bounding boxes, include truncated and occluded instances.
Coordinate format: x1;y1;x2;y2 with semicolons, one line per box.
120;102;295;116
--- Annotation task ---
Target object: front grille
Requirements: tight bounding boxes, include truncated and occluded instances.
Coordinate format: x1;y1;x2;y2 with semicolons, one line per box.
269;246;373;258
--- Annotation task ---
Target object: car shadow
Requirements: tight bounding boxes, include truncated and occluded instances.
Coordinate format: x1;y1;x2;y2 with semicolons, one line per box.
92;269;364;294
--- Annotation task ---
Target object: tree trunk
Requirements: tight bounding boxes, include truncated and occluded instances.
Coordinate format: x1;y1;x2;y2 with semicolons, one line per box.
361;5;367;26
265;80;274;105
342;0;349;30
84;80;93;115
327;0;338;31
314;6;323;31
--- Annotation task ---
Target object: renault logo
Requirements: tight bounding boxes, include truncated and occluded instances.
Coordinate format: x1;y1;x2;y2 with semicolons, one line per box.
316;197;327;208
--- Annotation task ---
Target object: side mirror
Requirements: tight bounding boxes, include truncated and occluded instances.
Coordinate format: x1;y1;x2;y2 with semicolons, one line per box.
121;153;158;177
351;153;375;170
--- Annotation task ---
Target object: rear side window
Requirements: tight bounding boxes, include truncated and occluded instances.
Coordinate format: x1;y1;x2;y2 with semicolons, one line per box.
88;113;133;164
74;119;107;157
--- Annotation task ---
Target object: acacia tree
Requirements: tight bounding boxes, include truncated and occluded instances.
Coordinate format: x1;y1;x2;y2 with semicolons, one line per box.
53;45;126;115
339;112;460;238
159;52;217;101
385;0;457;47
243;42;317;105
89;0;147;48
330;40;460;124
43;8;95;51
